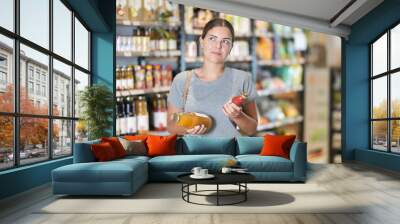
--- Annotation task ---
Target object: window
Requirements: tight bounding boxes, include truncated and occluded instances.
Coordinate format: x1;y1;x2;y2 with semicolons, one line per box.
28;81;34;94
0;72;6;85
0;35;13;113
0;55;7;67
36;83;40;95
42;85;46;97
371;23;400;154
53;0;72;60
35;70;41;81
0;54;8;89
0;0;91;170
0;0;14;32
53;59;72;117
20;0;49;49
28;67;34;80
75;18;89;70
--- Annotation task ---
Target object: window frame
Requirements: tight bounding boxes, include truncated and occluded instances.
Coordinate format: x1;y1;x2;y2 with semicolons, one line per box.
370;20;400;154
0;0;92;171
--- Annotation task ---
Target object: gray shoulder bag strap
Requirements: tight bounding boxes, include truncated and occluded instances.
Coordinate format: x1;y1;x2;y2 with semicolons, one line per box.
181;70;193;111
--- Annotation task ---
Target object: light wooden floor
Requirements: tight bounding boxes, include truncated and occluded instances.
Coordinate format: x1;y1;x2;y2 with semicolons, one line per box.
1;162;400;224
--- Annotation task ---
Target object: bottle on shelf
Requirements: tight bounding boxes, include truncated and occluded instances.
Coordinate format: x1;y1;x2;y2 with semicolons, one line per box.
128;0;141;22
136;95;149;134
149;28;157;52
126;96;138;134
116;67;122;91
153;64;162;88
135;65;146;89
158;29;168;52
152;93;167;131
117;97;127;135
116;0;130;24
168;2;180;24
127;65;135;90
137;0;147;22
142;28;150;54
116;97;122;136
167;29;177;51
120;66;126;91
166;64;173;86
145;64;154;89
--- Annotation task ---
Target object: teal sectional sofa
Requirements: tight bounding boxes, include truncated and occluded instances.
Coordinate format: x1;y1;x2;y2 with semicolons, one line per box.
52;136;307;196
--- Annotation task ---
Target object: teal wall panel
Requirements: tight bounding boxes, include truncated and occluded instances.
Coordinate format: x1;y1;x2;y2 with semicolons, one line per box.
343;0;400;172
0;0;115;200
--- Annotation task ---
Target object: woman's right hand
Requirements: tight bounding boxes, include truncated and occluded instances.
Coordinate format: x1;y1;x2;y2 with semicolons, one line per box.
185;124;207;135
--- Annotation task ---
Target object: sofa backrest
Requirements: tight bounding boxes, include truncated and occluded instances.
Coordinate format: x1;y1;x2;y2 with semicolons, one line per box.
73;139;100;163
235;136;264;155
177;136;236;155
235;137;303;156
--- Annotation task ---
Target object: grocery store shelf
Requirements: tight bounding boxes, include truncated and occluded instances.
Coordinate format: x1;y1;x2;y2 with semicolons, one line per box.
186;56;252;63
116;50;181;58
117;21;181;28
186;30;252;38
257;85;303;97
116;86;170;97
257;116;304;131
254;31;294;39
257;58;306;67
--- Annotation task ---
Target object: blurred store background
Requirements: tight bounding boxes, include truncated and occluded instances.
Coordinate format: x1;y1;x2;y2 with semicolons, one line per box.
114;1;342;164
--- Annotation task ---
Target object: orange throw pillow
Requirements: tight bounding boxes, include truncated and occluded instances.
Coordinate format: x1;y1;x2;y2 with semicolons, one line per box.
91;142;117;161
146;135;177;157
101;137;126;158
260;134;296;159
124;135;149;142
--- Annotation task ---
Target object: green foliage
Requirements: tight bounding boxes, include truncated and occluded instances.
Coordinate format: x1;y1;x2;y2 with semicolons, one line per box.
79;84;114;140
372;99;400;140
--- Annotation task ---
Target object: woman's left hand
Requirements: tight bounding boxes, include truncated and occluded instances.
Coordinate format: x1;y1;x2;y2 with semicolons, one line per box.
222;101;243;120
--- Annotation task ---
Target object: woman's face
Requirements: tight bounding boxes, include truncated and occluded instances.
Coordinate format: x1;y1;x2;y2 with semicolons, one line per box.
200;26;233;64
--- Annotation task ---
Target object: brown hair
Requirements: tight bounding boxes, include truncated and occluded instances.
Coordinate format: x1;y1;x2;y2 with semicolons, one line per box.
201;18;235;41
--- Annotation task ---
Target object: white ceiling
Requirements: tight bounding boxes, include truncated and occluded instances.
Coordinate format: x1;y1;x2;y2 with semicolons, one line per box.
172;0;384;38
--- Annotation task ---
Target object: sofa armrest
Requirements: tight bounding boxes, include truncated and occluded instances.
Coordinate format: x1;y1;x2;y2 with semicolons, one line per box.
289;141;307;181
73;140;100;163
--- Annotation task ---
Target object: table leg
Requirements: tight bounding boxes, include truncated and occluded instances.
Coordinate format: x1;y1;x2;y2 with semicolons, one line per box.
217;184;219;206
195;184;197;192
245;183;247;201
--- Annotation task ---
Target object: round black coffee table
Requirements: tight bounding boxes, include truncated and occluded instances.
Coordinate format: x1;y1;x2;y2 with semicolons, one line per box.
177;173;255;206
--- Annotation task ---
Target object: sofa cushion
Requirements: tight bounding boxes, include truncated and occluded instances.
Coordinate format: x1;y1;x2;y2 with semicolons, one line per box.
119;138;147;156
178;136;235;155
73;139;100;163
91;142;118;161
148;154;235;172
101;137;127;158
124;135;149;141
236;137;263;155
236;155;293;172
52;159;147;183
260;134;296;159
147;135;177;157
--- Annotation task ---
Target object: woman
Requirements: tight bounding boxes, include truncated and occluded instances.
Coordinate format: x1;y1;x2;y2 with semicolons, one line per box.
167;18;258;137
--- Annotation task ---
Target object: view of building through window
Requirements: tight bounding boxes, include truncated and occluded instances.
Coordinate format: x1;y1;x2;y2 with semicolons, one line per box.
0;0;90;170
371;23;400;153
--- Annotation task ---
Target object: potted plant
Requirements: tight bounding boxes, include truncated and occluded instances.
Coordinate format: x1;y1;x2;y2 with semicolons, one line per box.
79;84;114;140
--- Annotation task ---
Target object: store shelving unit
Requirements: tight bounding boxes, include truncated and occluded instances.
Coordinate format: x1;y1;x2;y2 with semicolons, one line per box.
329;67;342;163
115;2;308;138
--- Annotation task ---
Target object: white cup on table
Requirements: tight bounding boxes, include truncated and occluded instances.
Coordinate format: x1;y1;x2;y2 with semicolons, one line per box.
200;169;208;176
191;167;202;176
221;167;232;174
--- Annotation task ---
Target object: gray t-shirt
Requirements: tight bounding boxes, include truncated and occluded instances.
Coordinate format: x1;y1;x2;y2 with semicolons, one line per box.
168;67;258;137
